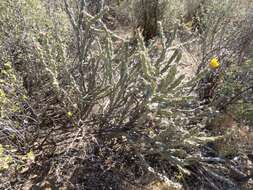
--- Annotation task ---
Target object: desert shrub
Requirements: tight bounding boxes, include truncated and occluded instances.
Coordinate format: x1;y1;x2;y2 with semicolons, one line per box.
0;0;252;190
0;0;70;187
213;56;253;125
0;60;25;170
132;0;185;40
0;0;222;189
163;0;185;29
193;0;253;73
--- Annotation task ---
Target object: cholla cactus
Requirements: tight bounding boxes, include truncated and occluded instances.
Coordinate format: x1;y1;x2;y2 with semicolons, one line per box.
0;1;252;190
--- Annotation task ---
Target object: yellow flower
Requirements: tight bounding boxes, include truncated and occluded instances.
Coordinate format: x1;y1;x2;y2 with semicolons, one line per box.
209;57;220;69
67;111;73;118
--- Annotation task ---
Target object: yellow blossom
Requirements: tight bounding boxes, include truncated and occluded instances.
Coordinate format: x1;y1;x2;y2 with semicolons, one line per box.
209;57;220;69
67;111;73;118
